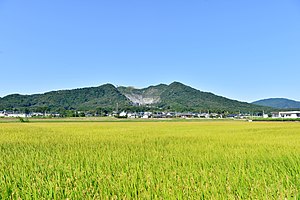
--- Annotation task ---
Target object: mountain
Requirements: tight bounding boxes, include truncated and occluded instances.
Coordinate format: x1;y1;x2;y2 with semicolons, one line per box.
0;82;271;113
0;84;130;111
119;82;270;112
252;98;300;109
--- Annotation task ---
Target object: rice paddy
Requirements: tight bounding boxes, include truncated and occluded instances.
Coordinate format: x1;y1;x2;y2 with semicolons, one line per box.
0;121;299;199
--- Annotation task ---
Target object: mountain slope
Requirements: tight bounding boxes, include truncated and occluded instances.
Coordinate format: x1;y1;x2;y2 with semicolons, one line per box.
0;84;130;111
0;82;271;112
118;82;271;112
252;98;300;109
157;82;269;112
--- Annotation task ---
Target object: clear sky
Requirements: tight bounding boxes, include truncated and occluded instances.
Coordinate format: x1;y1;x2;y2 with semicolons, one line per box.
1;0;300;102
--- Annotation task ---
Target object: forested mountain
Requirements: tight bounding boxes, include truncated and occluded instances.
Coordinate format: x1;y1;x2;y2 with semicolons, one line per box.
0;84;130;112
157;82;268;112
252;98;300;109
0;82;271;113
120;82;271;112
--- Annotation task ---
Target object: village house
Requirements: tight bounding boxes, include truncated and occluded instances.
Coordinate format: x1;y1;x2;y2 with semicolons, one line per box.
272;111;300;118
142;112;152;119
0;111;29;118
119;111;127;117
127;112;138;118
0;111;6;117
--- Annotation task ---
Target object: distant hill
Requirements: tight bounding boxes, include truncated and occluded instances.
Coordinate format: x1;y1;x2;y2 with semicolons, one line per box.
0;84;130;112
0;82;271;112
119;82;270;112
252;98;300;109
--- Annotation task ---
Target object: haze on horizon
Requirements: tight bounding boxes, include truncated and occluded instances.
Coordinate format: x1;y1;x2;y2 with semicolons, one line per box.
0;0;299;102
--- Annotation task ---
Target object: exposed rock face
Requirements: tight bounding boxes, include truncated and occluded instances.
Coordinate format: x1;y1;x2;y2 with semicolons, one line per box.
117;84;167;105
123;93;160;105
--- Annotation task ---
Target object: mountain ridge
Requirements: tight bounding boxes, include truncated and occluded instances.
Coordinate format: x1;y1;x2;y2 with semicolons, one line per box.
252;98;300;109
0;82;272;113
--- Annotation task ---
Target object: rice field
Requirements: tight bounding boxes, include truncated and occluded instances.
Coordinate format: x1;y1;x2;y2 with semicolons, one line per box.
0;121;299;199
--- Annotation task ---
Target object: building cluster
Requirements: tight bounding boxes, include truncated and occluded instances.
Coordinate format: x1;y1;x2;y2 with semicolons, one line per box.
116;111;223;119
0;111;60;118
1;110;300;119
115;111;300;119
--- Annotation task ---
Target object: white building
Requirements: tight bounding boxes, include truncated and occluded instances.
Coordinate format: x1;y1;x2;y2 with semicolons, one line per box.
272;111;300;118
0;111;5;117
0;111;32;118
127;113;138;118
142;112;152;119
263;114;269;118
7;113;27;118
119;111;127;117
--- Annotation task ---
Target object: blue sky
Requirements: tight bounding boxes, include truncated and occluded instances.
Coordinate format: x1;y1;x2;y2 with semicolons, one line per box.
1;0;300;102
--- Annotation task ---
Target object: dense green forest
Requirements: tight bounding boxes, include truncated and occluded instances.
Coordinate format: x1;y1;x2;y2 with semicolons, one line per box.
0;84;130;113
155;82;270;112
